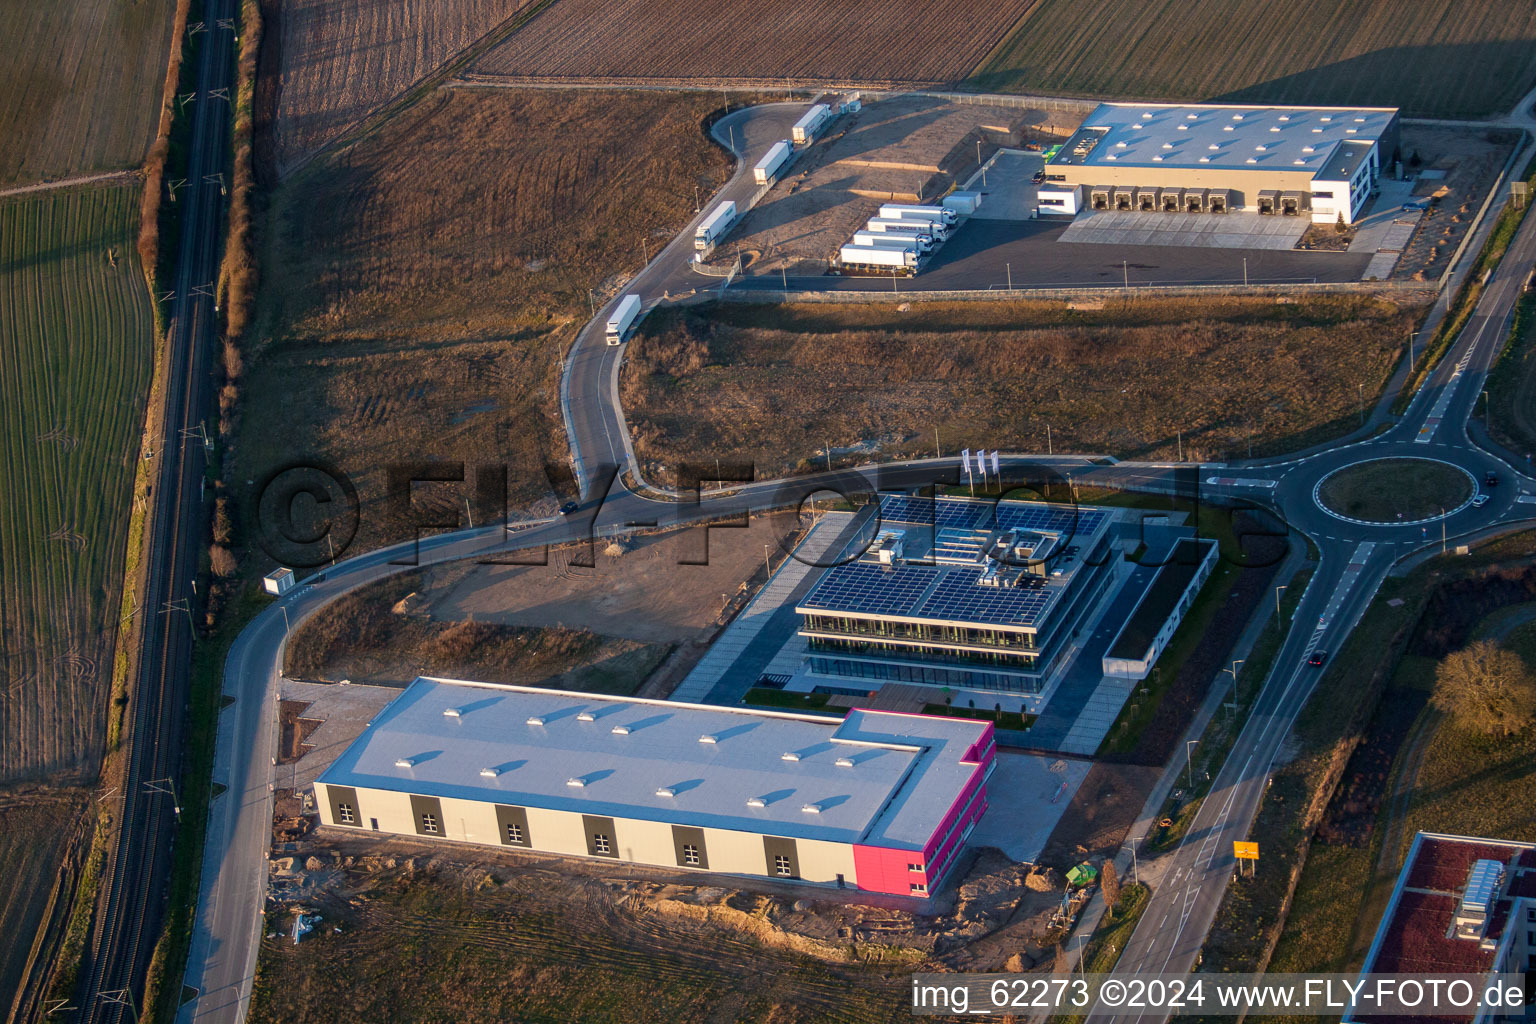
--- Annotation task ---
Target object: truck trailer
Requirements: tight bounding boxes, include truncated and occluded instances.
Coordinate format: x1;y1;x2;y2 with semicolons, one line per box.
694;200;738;250
792;104;832;144
866;216;947;241
853;230;932;253
839;243;917;271
754;141;793;185
605;294;643;345
878;203;957;226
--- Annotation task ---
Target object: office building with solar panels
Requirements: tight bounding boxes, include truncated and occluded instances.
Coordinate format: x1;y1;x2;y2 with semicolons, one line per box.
1043;102;1400;224
795;496;1118;705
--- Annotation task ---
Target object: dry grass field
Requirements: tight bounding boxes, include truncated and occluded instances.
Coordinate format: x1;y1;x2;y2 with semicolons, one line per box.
0;0;174;184
472;0;1034;84
970;0;1536;119
0;184;154;783
257;0;540;175
238;88;730;556
623;295;1427;482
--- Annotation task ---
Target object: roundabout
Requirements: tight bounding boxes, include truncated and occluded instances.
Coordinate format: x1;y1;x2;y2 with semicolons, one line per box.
1313;456;1477;526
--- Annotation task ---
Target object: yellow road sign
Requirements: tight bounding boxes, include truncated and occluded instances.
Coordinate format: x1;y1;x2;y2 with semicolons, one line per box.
1233;841;1259;860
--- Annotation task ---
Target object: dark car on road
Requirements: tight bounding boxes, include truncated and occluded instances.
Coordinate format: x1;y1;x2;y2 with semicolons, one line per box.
1484;471;1499;487
1307;650;1328;668
559;501;580;516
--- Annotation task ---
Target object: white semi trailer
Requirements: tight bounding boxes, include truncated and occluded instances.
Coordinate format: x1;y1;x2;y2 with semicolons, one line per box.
792;104;832;144
694;201;738;250
754;141;793;185
879;203;958;226
605;294;643;345
853;230;932;252
839;243;917;271
866;216;947;241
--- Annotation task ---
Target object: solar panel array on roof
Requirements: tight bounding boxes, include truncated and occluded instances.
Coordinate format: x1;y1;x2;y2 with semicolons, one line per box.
879;495;985;530
917;567;1051;626
933;528;989;563
993;503;1105;539
799;562;940;617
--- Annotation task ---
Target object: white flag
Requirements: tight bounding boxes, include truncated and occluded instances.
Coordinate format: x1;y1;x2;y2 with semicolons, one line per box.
975;451;986;477
991;450;1001;475
961;448;971;475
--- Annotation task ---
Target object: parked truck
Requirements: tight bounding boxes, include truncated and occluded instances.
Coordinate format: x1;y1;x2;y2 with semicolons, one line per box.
694;200;738;250
754;141;793;185
839;243;917;271
879;203;957;226
792;104;832;144
853;230;932;252
866;216;946;241
605;294;643;345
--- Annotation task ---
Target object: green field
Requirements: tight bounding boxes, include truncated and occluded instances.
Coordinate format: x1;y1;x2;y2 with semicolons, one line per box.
0;0;175;184
0;184;155;782
970;0;1536;119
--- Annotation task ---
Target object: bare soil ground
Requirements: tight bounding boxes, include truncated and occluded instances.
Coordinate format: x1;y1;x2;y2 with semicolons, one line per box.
1393;126;1521;282
623;294;1428;484
237;88;731;558
709;95;1070;274
0;789;89;1015
432;513;801;643
0;1;174;184
257;0;539;176
470;0;1034;85
251;829;1071;1024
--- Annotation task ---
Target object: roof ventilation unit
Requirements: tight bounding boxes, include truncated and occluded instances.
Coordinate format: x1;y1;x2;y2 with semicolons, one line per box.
655;786;676;798
699;734;719;745
479;766;503;778
835;756;855;768
394;757;417;769
577;711;597;721
526;715;546;726
802;802;824;814
781;752;801;761
611;724;631;735
746;796;766;808
442;707;462;718
566;777;587;788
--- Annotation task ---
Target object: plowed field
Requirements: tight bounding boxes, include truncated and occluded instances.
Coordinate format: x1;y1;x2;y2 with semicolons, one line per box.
473;0;1035;84
259;0;541;175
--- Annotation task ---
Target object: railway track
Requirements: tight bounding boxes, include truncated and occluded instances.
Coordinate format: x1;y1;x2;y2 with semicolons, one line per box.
73;0;236;1017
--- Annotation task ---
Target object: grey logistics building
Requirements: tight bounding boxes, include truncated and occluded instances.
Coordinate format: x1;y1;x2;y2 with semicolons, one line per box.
1045;102;1400;224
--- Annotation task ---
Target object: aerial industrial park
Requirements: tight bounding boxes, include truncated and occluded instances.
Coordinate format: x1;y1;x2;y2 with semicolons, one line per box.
6;3;1536;1024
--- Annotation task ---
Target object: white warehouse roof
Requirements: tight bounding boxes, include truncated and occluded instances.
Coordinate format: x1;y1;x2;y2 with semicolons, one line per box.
1050;102;1397;176
318;678;991;850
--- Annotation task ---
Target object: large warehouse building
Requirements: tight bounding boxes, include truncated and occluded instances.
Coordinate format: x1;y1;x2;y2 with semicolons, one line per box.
1042;102;1400;224
316;678;996;896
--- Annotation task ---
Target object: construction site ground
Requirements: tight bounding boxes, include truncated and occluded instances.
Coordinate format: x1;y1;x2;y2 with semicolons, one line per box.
1392;124;1519;282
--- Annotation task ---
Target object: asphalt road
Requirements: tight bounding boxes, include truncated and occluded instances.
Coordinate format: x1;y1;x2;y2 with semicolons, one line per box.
78;3;236;1022
179;91;1536;1024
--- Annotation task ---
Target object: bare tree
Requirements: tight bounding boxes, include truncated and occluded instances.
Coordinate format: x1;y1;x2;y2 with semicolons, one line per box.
1431;640;1536;737
1100;860;1120;920
209;544;239;579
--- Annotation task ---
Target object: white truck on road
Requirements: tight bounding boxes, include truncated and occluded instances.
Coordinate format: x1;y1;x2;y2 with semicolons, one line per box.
695;200;738;250
792;104;832;144
754;141;793;185
605;294;643;345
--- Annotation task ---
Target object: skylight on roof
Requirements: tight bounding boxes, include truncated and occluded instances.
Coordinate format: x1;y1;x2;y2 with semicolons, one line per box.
395;757;416;768
610;724;630;735
655;786;676;797
526;715;546;726
566;777;586;787
746;796;766;808
442;707;462;718
781;751;800;761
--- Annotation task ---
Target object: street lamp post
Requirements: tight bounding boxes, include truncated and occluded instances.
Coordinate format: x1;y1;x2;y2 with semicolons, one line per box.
1275;584;1288;628
1225;659;1246;715
1006;262;1012;291
1185;739;1198;789
1243;256;1248;286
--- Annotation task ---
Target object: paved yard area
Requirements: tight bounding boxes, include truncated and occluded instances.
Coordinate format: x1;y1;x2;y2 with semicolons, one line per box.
1061;209;1309;250
968;751;1091;863
966;149;1044;221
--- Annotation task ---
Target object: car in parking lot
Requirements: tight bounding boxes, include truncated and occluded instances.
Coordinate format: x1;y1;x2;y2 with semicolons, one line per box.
1307;650;1328;668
